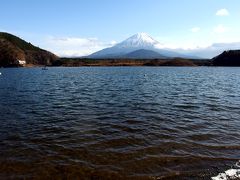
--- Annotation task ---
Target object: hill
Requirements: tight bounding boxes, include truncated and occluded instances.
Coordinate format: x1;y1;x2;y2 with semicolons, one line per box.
0;32;58;67
212;50;240;66
124;49;166;59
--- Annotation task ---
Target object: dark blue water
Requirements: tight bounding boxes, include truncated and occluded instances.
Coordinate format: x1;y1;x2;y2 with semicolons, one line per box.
0;67;240;179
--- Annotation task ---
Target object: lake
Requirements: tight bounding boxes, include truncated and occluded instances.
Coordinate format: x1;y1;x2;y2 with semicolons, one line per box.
0;67;240;179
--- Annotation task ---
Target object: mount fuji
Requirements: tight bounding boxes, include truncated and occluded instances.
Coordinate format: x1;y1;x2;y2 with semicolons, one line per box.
88;33;192;59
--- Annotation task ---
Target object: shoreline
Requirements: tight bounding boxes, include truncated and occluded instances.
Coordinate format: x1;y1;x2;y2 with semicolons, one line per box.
1;58;210;68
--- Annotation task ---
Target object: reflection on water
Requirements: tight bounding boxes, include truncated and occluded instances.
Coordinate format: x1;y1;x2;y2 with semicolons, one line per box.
0;67;240;179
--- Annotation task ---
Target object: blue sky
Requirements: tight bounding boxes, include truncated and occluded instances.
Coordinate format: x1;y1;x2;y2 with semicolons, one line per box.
1;0;240;56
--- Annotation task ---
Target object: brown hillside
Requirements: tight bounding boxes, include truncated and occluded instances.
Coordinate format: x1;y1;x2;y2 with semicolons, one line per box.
0;32;58;67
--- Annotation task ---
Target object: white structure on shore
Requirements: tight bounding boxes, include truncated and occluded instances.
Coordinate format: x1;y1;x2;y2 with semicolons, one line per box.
17;59;26;65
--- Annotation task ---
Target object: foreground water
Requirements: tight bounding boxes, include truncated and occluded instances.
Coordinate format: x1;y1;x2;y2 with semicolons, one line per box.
0;67;240;179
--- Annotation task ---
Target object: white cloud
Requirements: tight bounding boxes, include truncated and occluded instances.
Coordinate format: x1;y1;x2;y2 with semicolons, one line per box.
213;24;230;33
154;41;210;50
44;36;115;57
110;40;117;46
190;27;200;33
216;9;229;16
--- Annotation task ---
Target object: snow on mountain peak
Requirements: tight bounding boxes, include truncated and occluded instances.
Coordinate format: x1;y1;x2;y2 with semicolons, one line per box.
116;32;160;48
89;32;187;58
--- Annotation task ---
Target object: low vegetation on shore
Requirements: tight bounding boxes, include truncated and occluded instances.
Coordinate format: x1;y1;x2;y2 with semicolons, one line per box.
54;58;210;67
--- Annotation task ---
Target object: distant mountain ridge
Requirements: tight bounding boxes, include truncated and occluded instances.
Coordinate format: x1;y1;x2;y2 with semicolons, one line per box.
0;32;58;67
88;33;191;59
88;32;240;59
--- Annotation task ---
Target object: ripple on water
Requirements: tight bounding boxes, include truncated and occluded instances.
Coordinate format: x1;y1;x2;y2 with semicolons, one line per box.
0;67;240;179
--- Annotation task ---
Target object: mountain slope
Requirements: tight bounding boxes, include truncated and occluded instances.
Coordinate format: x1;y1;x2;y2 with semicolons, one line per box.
124;49;166;59
88;33;190;59
212;50;240;66
0;32;58;67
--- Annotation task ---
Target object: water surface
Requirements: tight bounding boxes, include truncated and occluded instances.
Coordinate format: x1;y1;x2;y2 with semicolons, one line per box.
0;67;240;179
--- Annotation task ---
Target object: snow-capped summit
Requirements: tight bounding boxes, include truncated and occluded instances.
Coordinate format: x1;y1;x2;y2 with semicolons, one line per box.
116;33;160;48
88;33;189;59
